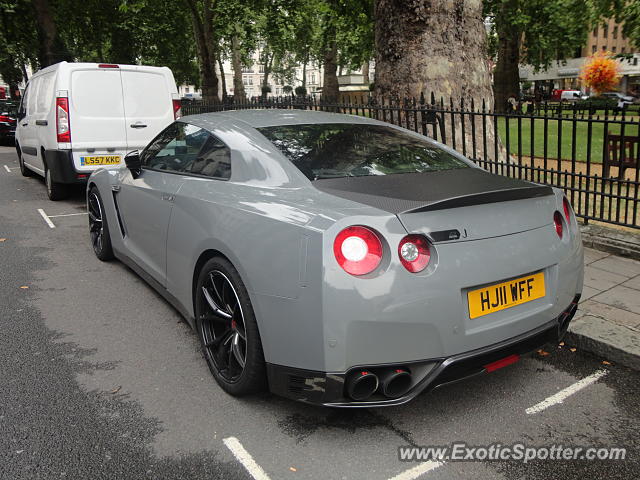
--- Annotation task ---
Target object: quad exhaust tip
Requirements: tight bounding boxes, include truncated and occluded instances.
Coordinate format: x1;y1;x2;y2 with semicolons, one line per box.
378;368;412;399
345;368;413;401
346;370;379;401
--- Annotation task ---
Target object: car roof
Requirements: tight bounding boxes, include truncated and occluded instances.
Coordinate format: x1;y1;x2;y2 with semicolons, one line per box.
182;108;380;129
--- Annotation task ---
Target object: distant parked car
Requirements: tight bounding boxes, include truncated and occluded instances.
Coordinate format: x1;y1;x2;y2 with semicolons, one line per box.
0;103;17;145
551;89;587;102
559;90;588;102
181;92;202;102
600;92;634;109
15;62;181;200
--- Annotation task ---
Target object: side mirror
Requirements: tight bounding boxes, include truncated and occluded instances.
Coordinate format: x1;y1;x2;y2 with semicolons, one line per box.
124;150;142;178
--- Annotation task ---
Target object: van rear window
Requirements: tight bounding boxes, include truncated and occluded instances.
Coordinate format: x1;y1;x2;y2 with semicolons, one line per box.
121;71;170;118
71;70;124;117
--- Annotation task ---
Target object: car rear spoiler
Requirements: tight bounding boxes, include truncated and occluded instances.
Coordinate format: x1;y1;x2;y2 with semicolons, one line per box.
313;169;555;215
401;185;553;214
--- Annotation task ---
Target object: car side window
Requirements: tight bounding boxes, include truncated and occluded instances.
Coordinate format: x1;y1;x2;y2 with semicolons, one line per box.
27;77;39;115
19;84;30;118
143;122;210;173
142;123;179;167
188;134;231;180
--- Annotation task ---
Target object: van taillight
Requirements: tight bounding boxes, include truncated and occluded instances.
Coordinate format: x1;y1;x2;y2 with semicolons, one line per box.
173;99;182;120
56;97;71;143
98;63;119;69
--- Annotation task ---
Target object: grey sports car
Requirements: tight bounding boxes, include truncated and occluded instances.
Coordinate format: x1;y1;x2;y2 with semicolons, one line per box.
87;109;583;407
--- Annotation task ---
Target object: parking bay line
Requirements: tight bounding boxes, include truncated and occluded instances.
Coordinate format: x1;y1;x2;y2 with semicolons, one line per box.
223;437;272;480
47;212;87;218
37;209;56;229
526;369;608;415
224;435;445;480
4;165;11;173
389;461;444;480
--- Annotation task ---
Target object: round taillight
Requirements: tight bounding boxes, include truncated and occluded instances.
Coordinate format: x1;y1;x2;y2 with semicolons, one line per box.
554;211;563;238
563;196;572;223
398;234;431;272
334;226;383;276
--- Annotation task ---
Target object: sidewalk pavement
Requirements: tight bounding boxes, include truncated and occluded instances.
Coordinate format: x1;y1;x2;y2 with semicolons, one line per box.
567;247;640;370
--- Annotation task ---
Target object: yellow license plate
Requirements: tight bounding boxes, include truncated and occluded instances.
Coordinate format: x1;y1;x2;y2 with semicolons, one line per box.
80;155;121;166
467;272;545;319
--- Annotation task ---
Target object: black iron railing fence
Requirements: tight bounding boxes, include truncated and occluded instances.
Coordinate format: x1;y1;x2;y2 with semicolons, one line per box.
182;94;640;229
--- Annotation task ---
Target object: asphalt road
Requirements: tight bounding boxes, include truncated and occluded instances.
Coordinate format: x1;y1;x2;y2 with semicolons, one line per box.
0;145;638;480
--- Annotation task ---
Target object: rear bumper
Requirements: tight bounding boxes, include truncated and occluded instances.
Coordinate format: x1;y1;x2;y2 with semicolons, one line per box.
267;295;580;407
44;149;88;184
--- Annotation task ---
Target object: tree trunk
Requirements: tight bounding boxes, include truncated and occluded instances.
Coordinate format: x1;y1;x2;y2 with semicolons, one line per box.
301;60;307;90
261;52;273;100
217;53;227;100
362;61;370;84
110;23;136;64
374;0;498;160
322;40;339;102
231;34;245;101
493;1;521;113
9;82;20;99
184;0;219;103
31;0;72;67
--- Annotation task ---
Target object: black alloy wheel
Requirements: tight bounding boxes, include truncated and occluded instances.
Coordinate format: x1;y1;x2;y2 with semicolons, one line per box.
195;257;266;396
88;187;114;261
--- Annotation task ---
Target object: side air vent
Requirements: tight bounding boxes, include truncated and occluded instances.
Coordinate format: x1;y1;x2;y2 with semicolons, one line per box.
112;192;126;238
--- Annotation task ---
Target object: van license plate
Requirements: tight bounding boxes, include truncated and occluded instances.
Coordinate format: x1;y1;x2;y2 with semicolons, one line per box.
80;155;121;166
467;272;545;319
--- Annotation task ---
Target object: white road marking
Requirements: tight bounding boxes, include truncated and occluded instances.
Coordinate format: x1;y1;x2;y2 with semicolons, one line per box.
37;208;56;229
4;165;11;173
526;369;608;414
389;461;444;480
223;437;271;480
48;212;87;218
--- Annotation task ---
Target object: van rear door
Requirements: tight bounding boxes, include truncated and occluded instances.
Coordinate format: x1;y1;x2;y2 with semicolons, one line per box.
69;67;128;171
120;67;175;151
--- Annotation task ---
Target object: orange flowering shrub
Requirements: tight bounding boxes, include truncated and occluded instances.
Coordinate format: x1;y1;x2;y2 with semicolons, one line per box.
580;52;621;94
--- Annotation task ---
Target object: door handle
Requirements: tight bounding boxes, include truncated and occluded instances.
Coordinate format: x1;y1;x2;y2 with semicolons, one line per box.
130;122;148;129
21;122;28;126
35;120;48;126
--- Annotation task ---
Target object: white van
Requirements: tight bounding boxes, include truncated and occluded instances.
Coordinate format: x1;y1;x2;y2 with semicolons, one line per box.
559;90;587;102
15;62;181;200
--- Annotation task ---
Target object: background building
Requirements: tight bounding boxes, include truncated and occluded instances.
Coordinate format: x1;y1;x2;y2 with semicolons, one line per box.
178;50;372;100
519;17;639;97
583;18;634;56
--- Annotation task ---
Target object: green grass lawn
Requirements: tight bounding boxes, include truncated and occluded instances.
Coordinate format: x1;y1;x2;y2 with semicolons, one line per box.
497;117;640;164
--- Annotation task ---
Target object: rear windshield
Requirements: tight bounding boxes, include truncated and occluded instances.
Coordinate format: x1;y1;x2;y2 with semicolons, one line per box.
257;123;469;180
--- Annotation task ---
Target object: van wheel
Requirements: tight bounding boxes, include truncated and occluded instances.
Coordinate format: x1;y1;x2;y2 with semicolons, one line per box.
45;167;69;201
18;151;33;177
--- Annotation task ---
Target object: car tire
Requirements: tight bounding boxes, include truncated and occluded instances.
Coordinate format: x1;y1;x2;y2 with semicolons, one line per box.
195;257;267;396
45;166;69;201
18;150;33;177
87;186;114;261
